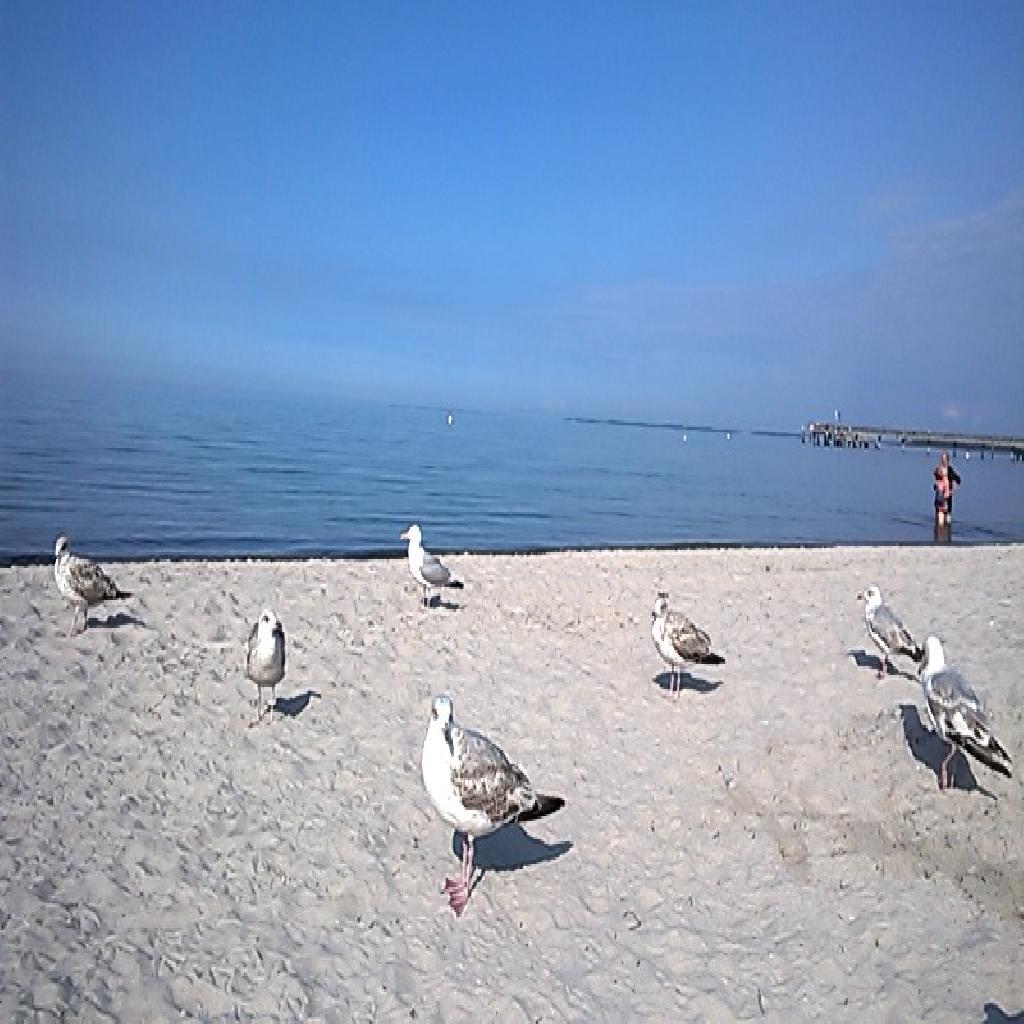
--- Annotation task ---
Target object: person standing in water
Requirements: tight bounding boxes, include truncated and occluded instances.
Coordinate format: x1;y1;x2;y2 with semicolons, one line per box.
933;465;950;528
938;450;962;520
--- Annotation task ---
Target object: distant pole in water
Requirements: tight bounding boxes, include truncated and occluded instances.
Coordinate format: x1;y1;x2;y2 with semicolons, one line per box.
446;411;454;427
726;432;731;441
682;433;687;443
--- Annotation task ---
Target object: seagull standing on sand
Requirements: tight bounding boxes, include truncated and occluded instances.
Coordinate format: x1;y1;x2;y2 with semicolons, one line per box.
53;534;132;635
857;585;924;679
400;524;464;607
650;592;725;698
421;694;564;917
245;609;286;726
918;636;1012;790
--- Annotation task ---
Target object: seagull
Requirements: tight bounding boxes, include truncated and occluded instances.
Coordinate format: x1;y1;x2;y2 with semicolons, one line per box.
650;592;724;698
857;585;924;679
400;524;464;607
245;609;286;726
53;534;132;635
421;694;564;917
919;636;1011;790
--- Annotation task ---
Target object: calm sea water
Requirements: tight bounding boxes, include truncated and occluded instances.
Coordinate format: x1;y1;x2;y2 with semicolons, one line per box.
2;378;1023;562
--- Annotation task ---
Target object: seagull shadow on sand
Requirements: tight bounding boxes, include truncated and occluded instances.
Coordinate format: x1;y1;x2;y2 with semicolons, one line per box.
272;690;322;718
652;671;722;695
451;825;572;898
848;648;915;681
984;1003;1024;1024
899;703;994;798
87;611;146;630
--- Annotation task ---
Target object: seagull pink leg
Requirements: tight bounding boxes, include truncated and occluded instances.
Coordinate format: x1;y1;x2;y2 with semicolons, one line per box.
442;836;473;916
939;744;956;791
441;838;467;898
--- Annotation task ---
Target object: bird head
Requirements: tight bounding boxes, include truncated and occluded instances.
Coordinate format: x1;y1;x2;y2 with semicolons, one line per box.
857;585;882;611
431;694;455;754
430;693;454;727
54;534;70;560
652;593;670;619
258;608;283;641
400;524;422;545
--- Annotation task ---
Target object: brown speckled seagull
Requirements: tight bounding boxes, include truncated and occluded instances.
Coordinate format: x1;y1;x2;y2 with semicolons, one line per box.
650;592;724;698
421;695;564;917
53;534;132;635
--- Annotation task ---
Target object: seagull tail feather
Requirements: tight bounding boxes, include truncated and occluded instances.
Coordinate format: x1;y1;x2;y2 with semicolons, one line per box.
519;794;565;823
114;587;132;600
447;580;465;590
911;644;924;663
697;652;725;665
960;736;1012;778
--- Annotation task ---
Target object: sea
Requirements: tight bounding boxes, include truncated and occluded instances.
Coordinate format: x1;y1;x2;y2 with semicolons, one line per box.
2;378;1023;563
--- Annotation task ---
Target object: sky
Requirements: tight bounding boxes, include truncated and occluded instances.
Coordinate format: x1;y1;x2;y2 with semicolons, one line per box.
2;2;1023;431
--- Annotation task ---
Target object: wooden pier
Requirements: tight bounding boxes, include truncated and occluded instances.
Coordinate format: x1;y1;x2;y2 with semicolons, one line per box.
801;421;1024;461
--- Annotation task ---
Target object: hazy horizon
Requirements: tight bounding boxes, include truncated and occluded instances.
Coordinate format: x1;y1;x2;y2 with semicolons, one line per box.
3;4;1023;433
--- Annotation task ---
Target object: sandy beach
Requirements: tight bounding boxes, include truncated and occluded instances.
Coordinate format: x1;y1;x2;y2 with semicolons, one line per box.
1;544;1022;1022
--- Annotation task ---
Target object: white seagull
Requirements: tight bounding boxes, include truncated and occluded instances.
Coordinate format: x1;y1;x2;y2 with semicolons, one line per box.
421;694;564;917
651;592;724;697
400;524;464;607
53;534;132;635
857;585;923;679
245;609;286;726
919;636;1012;790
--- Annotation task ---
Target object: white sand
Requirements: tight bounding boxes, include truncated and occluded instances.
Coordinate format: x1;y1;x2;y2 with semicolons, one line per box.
1;545;1022;1022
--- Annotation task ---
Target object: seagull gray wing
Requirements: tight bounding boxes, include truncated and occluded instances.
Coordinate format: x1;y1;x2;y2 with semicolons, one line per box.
925;666;971;728
68;556;126;602
925;667;1012;777
420;551;452;587
452;728;536;825
871;604;919;657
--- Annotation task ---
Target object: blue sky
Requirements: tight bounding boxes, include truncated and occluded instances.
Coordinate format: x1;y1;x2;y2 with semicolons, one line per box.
3;2;1023;431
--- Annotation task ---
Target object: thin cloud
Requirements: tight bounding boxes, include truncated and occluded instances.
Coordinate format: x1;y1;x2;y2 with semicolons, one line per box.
891;190;1024;261
553;188;1024;430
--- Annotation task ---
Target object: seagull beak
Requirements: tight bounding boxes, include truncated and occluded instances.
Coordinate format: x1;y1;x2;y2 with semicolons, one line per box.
856;592;863;601
399;530;409;540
